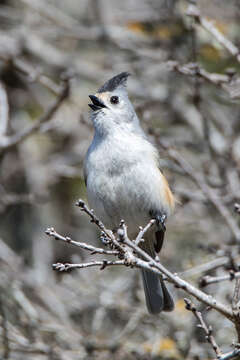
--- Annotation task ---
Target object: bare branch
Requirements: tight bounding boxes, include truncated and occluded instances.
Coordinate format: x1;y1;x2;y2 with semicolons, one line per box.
45;227;118;255
75;199;128;256
135;219;156;246
184;298;222;358
59;200;235;321
53;260;125;272
122;231;234;321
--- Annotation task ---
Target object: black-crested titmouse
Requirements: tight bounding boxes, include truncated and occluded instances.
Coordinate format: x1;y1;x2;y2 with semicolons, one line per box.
84;72;175;314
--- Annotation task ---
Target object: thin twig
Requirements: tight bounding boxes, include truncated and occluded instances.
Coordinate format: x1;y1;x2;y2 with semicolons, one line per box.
53;260;125;272
75;199;128;256
184;298;222;358
45;227;118;255
135;219;156;246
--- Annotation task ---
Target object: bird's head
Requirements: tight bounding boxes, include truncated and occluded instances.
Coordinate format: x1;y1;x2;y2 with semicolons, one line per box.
88;72;140;136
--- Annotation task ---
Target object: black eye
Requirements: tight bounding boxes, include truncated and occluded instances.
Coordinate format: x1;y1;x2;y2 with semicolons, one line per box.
110;96;119;104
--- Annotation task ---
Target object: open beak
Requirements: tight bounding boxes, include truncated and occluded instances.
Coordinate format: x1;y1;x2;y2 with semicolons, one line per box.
88;95;107;111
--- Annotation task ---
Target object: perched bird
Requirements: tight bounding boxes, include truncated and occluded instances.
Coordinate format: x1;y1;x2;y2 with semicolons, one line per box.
84;72;175;314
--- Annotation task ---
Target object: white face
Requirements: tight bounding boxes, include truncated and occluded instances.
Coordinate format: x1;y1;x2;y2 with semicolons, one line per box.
89;87;137;135
96;90;128;114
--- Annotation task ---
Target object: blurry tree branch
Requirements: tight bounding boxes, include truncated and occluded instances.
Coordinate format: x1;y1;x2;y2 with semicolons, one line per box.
200;272;240;288
169;61;231;86
0;80;69;153
0;55;62;95
157;141;240;243
186;3;240;63
232;278;240;342
0;297;10;360
0;191;35;214
234;203;240;215
232;279;240;313
180;255;239;277
19;0;102;40
181;255;240;279
0;82;9;137
218;349;240;360
20;0;80;29
167;61;240;100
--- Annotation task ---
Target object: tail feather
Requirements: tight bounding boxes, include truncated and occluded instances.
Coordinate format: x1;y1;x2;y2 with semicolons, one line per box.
161;278;174;312
141;269;164;314
140;234;174;314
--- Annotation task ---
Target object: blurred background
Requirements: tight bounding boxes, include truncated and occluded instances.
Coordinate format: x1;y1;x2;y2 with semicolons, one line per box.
1;0;240;359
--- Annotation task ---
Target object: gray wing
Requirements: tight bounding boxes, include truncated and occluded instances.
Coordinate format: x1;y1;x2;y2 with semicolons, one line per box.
83;156;88;186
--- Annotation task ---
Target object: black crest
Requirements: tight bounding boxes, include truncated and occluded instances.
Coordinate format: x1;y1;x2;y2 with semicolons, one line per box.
98;72;130;93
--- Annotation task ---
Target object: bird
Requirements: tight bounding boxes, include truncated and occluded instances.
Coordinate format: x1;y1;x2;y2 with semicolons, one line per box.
84;72;175;314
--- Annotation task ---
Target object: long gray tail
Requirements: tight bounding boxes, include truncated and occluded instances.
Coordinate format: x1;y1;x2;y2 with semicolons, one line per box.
141;240;174;314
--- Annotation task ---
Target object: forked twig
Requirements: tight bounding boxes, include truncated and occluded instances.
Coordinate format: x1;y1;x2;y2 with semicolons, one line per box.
184;298;222;358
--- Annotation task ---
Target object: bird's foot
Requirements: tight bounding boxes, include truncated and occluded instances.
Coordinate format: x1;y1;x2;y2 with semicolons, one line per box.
156;214;167;232
100;231;110;245
149;210;167;231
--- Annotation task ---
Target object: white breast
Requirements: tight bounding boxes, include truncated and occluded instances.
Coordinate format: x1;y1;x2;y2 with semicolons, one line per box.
85;131;171;234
